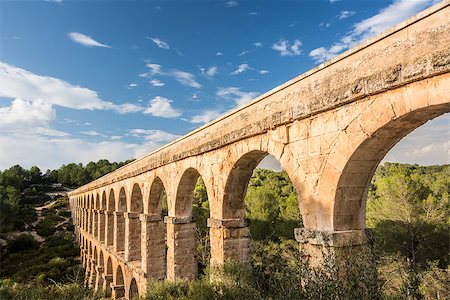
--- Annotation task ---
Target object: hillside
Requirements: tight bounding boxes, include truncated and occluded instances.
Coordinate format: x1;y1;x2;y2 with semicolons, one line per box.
0;161;448;299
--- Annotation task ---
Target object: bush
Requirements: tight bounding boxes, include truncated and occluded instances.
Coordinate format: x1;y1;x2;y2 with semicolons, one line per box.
8;234;39;252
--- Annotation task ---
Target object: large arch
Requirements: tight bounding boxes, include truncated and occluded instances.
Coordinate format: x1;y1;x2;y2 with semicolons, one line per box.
175;167;201;217
318;88;450;231
127;183;143;262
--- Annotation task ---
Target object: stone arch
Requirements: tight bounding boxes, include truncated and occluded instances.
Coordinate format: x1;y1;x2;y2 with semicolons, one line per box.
89;194;95;235
318;91;450;231
92;246;98;285
94;194;100;238
101;191;107;210
115;187;127;253
222;150;268;219
148;176;167;215
174;167;202;217
105;257;113;297
108;189;115;211
127;183;143;262
129;278;139;299
114;265;125;298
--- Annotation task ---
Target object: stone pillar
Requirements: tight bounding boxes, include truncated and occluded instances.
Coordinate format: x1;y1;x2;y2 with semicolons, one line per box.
208;218;251;269
112;284;125;299
98;210;105;243
105;211;114;246
103;274;113;297
84;257;91;286
114;212;125;253
95;265;104;291
92;210;98;239
125;212;141;262
140;214;165;279
165;216;197;280
88;259;97;287
294;228;378;298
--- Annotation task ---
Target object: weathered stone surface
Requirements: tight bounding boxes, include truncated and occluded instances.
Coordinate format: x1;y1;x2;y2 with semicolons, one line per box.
67;3;450;299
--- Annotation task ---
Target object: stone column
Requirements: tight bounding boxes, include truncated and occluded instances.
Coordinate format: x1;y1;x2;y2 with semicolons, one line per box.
88;259;97;287
92;210;98;239
294;228;378;298
103;274;113;297
105;211;114;246
112;284;125;299
84;257;91;286
114;212;125;253
98;210;105;243
208;218;251;269
165;216;197;280
140;214;165;279
95;265;104;291
125;212;141;262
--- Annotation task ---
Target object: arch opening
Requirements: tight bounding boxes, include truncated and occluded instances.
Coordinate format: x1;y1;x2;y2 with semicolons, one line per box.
128;183;143;262
106;189;115;246
129;278;139;300
115;187;127;253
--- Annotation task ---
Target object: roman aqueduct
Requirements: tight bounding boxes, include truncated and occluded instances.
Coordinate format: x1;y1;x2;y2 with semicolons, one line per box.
69;2;450;298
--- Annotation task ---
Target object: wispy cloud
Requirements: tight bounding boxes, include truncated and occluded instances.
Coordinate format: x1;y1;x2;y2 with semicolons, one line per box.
80;130;105;137
127;83;138;89
309;0;435;63
254;42;263;47
200;66;218;79
144;96;181;118
231;63;249;75
248;12;258;16
68;32;111;48
272;39;302;56
238;50;250;56
217;87;258;106
338;10;356;20
143;63;201;89
147;37;170;49
190;110;222;124
150;79;165;87
216;52;223;56
129;129;180;142
259;70;269;75
226;0;238;8
172;70;201;88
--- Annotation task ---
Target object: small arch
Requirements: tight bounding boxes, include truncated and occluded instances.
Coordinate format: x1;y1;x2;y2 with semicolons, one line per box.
175;168;201;217
105;257;113;297
148;177;166;215
118;187;127;212
115;187;127;253
223;150;268;219
128;184;143;261
101;191;107;210
129;278;139;299
115;265;124;286
108;189;115;211
95;193;100;210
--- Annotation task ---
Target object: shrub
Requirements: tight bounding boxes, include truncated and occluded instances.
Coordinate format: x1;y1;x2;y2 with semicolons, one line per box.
8;233;39;252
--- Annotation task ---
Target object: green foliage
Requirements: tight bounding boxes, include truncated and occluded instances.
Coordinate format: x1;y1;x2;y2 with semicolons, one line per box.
245;169;302;240
7;233;40;252
367;162;449;299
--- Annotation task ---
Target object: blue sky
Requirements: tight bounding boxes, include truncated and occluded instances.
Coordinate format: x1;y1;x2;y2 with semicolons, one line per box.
0;0;448;170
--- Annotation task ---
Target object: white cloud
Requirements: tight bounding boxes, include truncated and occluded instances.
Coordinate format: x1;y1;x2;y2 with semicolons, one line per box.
171;70;201;88
0;61;142;115
81;130;104;137
35;127;70;137
143;63;201;89
259;70;269;75
330;0;341;3
144;96;181;118
115;103;143;114
217;87;259;106
248;12;258;16
231;63;249;75
129;129;180;142
338;10;356;20
146;63;162;75
254;42;263;47
0;98;54;128
111;136;122;140
190;110;223;124
226;0;238;8
147;37;170;49
216;52;223;56
272;39;302;56
309;0;434;63
200;66;218;79
238;50;250;56
127;83;138;89
68;32;111;48
45;0;63;3
150;79;165;87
